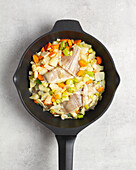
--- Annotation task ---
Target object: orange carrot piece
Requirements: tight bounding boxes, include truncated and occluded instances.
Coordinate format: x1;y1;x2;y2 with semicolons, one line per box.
57;83;65;88
86;52;89;56
33;55;39;64
74;40;81;45
86;79;93;84
66;46;70;50
97;87;104;92
79;60;87;67
39;55;43;60
40;64;45;68
68;39;72;47
54;94;59;99
61;53;64;58
60;39;69;42
38;74;44;81
48;52;57;58
96;56;102;65
34;100;38;104
45;42;51;50
51;44;59;50
77;70;84;77
41;47;45;52
51;97;55;103
92;70;96;73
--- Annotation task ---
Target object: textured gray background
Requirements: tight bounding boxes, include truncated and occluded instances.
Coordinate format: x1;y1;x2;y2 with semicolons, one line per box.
0;0;136;170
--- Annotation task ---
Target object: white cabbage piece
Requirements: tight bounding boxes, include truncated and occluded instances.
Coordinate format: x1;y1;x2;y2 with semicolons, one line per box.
49;56;59;67
80;47;89;54
88;53;95;61
44;95;52;104
71;111;78;119
39;84;49;92
41;51;49;58
80;54;88;62
76;81;84;90
29;93;39;100
41;93;49;101
95;72;105;81
34;71;38;78
30;81;36;88
50;83;60;91
39;68;47;75
42;56;50;65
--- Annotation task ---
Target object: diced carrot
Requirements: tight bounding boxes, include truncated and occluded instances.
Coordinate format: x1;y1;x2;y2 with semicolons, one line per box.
48;52;57;58
49;49;54;52
51;44;59;50
68;39;72;47
92;70;96;73
33;55;39;64
40;64;45;68
39;55;43;60
34;100;38;104
54;94;59;99
45;42;51;50
75;110;79;114
61;53;64;58
57;83;65;88
97;87;104;92
86;52;89;56
77;70;84;77
96;56;102;65
38;74;44;81
79;60;87;67
54;112;57;115
60;39;69;42
66;46;70;50
41;47;45;52
74;40;81;45
51;97;55;103
86;79;93;84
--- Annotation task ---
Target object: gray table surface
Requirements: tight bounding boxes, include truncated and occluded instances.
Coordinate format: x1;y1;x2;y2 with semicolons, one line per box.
0;0;136;169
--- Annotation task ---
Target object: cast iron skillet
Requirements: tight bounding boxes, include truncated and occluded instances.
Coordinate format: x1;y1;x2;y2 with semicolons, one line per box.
13;20;120;170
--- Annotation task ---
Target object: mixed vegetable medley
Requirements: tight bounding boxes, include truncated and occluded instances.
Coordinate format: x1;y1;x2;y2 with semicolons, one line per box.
29;39;105;120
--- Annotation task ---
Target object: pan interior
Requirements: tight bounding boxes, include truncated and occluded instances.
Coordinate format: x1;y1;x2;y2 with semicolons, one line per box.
15;31;119;128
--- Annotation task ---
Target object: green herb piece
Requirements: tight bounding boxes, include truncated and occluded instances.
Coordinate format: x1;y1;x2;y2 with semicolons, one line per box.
36;79;42;85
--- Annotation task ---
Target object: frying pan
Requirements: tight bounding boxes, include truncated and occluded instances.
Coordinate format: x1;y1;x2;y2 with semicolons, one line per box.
13;19;120;170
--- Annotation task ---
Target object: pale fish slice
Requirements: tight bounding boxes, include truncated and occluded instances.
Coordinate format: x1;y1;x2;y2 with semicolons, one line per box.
44;67;73;83
60;45;81;76
61;93;83;114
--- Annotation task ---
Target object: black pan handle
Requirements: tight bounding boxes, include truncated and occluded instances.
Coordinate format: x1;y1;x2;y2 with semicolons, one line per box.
51;19;83;32
56;135;76;170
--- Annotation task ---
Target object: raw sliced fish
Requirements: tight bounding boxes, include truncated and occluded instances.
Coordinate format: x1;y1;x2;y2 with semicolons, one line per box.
44;67;73;83
60;45;81;76
61;93;83;114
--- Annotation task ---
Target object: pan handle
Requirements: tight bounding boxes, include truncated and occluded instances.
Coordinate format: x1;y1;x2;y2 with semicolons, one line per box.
51;19;83;32
56;135;76;170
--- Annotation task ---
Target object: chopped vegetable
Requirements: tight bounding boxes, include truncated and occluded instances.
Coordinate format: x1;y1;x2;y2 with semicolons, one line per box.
77;70;84;77
79;60;87;67
96;56;102;64
85;104;89;109
66;79;73;85
41;47;45;52
48;52;57;58
63;48;69;56
77;114;83;119
85;70;94;77
58;83;65;88
74;40;81;45
86;79;93;84
51;44;59;50
60;39;69;42
36;79;42;85
97;87;104;92
60;41;65;50
38;74;44;81
33;55;39;64
34;100;39;104
45;42;51;50
39;55;43;60
68;39;72;47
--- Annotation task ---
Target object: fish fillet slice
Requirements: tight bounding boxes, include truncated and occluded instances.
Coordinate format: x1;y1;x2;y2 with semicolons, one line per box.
60;45;81;76
61;93;83;114
44;67;73;83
